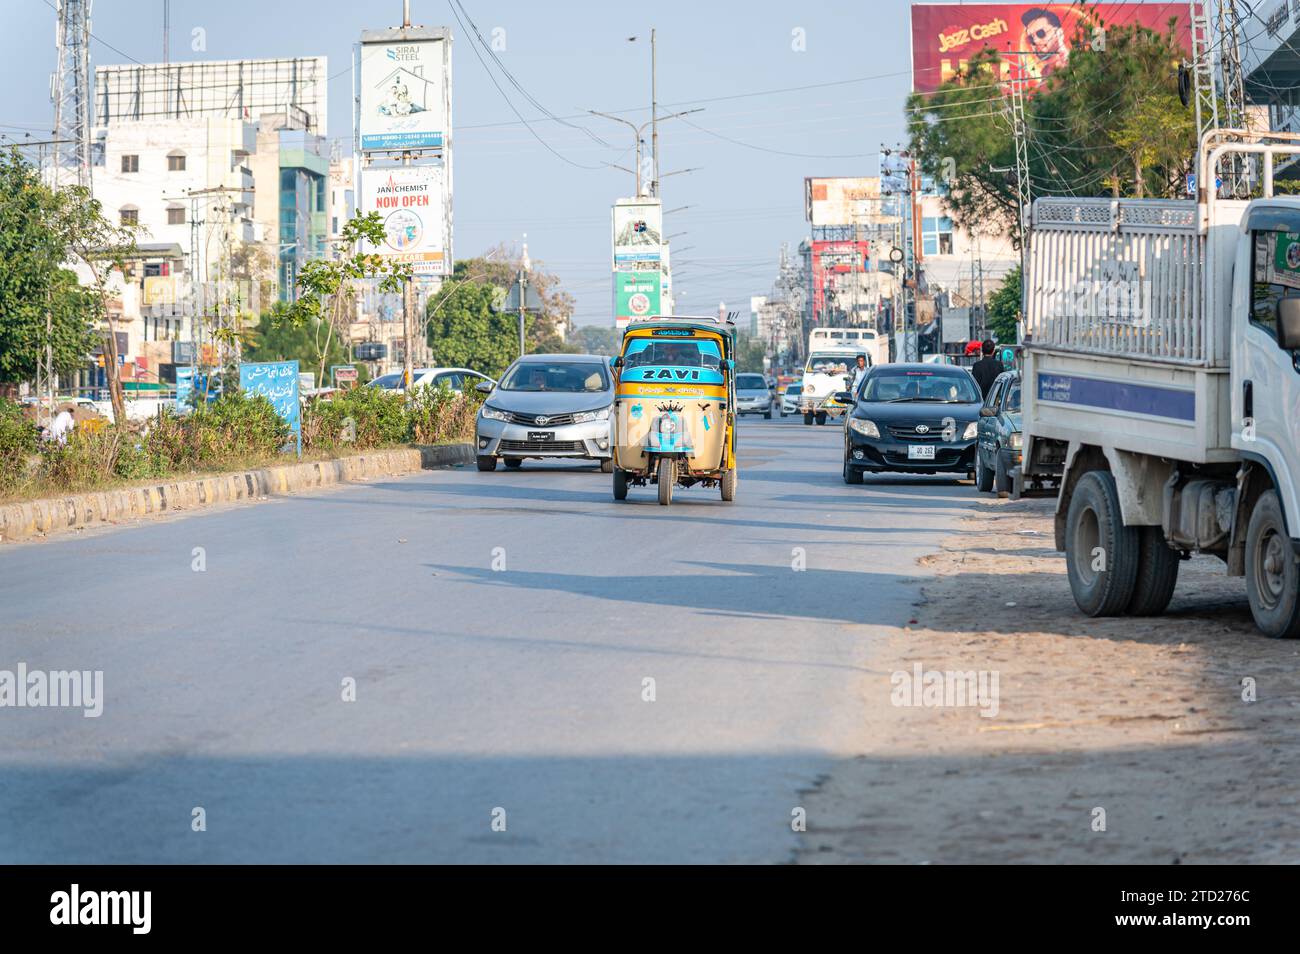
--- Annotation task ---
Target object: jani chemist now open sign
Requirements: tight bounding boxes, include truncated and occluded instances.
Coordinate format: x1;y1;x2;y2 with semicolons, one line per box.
359;165;448;276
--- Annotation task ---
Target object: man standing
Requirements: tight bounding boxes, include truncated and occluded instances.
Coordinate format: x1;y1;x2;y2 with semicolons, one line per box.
48;404;76;445
850;354;869;397
971;339;1003;398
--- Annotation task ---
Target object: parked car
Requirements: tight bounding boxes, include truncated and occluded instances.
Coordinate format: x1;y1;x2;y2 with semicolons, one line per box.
975;370;1022;494
837;363;983;483
369;367;496;393
475;354;615;471
780;382;802;417
734;372;773;418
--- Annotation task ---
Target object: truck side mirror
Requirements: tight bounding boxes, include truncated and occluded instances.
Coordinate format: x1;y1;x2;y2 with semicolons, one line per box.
1279;298;1300;351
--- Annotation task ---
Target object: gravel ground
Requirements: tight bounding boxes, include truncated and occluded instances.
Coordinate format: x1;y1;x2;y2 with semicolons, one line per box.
799;495;1300;864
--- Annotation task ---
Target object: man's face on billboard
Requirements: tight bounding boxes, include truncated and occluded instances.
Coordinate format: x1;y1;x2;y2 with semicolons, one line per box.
1025;16;1063;55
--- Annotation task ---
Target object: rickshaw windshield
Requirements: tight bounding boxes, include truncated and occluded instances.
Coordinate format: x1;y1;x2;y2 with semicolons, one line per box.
620;337;724;383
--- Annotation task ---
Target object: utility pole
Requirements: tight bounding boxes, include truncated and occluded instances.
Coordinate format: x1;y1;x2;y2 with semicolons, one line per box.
1217;0;1250;196
517;237;530;359
650;28;659;197
401;0;415;393
163;0;169;64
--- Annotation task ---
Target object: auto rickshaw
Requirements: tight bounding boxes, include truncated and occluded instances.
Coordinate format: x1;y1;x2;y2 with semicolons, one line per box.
610;315;737;505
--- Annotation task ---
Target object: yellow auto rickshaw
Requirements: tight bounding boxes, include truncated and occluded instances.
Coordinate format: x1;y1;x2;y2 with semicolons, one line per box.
610;315;738;505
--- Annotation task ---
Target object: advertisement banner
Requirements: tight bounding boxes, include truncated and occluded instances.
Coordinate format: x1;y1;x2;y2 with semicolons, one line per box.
910;3;1194;93
239;360;301;454
359;33;449;151
805;177;882;227
359;165;448;276
810;240;872;324
612;199;663;270
614;271;662;331
175;366;194;411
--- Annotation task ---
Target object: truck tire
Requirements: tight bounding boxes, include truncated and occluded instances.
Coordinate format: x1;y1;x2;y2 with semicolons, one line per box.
1065;470;1139;617
612;467;628;501
657;458;674;506
975;449;994;493
815;411;827;425
599;458;613;473
720;467;737;501
1126;526;1180;616
804;411;814;425
476;455;497;472
1245;490;1300;638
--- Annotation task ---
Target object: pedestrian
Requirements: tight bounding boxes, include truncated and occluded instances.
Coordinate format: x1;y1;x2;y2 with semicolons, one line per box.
971;339;1003;398
48;404;76;445
850;354;869;397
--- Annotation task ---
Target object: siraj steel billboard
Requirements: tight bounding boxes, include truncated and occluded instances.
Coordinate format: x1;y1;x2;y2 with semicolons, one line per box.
909;3;1195;93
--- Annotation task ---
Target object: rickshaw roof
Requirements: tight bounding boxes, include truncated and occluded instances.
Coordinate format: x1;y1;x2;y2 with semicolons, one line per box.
622;315;736;341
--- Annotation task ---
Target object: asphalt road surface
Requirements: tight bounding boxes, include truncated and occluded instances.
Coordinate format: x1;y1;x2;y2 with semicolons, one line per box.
0;416;979;863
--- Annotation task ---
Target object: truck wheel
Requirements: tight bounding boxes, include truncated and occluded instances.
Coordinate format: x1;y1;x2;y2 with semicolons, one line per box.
804;411;814;425
815;411;827;425
994;453;1012;495
975;449;994;492
720;467;737;501
763;410;772;420
599;458;613;473
657;458;674;506
476;455;497;472
1126;526;1180;616
612;467;628;501
1065;470;1139;616
1245;490;1300;638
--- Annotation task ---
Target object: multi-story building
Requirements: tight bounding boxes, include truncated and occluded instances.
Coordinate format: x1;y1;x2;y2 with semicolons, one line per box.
249;110;328;300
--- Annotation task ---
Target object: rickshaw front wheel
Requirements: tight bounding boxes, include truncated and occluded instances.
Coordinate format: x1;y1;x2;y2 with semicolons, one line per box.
720;467;737;502
612;467;628;501
657;458;674;506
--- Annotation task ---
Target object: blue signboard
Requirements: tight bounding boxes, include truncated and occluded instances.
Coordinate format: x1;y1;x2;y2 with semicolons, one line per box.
239;360;302;455
175;366;194;411
1037;372;1195;422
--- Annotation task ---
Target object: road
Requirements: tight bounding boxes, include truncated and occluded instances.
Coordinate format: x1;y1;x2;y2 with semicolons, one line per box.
0;417;978;863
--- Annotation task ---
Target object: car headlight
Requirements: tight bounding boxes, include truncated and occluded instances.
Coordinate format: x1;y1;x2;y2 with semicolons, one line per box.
573;406;612;424
480;405;509;422
1010;431;1023;449
962;421;979;440
849;418;880;438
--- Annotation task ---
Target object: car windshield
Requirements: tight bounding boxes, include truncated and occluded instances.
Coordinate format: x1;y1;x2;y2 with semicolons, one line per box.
736;374;767;390
1005;382;1021;412
499;362;608;392
861;370;980;403
806;353;855;374
370;373;403;389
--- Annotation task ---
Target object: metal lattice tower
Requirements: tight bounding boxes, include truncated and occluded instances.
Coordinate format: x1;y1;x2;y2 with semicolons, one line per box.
1217;0;1247;132
1189;2;1219;144
51;0;93;189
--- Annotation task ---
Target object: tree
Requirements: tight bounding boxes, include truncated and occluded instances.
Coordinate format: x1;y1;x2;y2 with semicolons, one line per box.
243;306;366;384
571;325;620;356
0;149;98;388
425;276;525;379
908;19;1195;240
734;335;768;374
985;266;1021;344
283;212;410;387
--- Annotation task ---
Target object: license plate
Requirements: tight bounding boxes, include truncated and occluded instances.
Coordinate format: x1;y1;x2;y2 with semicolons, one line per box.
527;431;553;441
908;444;936;460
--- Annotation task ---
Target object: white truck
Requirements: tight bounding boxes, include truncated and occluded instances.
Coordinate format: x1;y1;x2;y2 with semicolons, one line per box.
1019;130;1300;638
798;328;877;425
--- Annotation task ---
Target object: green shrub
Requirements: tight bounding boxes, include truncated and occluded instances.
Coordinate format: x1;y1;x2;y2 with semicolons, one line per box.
41;427;125;492
407;382;482;445
0;399;39;494
303;384;407;451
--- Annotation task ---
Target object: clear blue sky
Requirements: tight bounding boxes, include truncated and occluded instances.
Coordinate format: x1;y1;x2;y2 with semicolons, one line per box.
2;0;920;325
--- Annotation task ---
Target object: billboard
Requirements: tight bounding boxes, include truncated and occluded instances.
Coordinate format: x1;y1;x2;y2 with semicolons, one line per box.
614;271;662;331
811;240;872;324
359;165;449;276
805;177;883;227
910;3;1195;93
612;199;663;270
359;29;450;151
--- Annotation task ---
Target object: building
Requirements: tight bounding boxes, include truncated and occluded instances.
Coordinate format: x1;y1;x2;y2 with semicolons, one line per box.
1243;4;1300;136
328;156;356;250
248;110;329;300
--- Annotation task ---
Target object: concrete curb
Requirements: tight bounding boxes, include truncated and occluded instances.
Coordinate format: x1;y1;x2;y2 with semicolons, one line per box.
1;443;473;544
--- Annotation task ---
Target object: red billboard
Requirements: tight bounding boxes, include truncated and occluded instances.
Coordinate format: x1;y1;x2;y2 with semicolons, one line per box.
910;3;1195;93
811;240;872;323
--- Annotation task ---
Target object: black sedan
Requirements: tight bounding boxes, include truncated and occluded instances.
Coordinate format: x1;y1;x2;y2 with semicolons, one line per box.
837;364;983;484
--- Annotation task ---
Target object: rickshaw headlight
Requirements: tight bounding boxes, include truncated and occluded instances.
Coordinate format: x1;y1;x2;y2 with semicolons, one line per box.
659;416;677;433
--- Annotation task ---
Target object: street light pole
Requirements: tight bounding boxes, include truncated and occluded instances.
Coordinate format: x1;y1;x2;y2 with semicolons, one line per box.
401;0;415;393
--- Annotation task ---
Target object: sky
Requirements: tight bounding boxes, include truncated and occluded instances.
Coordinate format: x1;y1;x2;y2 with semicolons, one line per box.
1;0;922;326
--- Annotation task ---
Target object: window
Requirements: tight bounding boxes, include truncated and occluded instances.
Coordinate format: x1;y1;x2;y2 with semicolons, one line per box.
120;154;139;173
119;206;138;226
922;216;954;256
167;151;186;172
1248;229;1300;343
166;206;186;225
